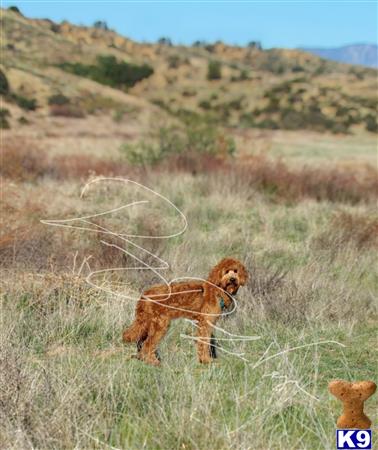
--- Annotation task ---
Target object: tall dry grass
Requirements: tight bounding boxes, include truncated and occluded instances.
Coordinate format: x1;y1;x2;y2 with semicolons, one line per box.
1;137;377;449
0;138;137;181
2;138;376;204
233;154;378;204
1;246;377;448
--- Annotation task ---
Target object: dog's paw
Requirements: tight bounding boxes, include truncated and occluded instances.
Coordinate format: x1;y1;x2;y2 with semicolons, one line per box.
139;354;161;366
199;357;212;364
149;357;161;366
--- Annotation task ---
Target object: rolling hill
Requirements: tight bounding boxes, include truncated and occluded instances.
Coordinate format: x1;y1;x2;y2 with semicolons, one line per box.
1;7;377;134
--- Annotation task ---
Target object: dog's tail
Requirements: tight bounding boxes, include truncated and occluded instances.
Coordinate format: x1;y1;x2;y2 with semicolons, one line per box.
122;318;147;343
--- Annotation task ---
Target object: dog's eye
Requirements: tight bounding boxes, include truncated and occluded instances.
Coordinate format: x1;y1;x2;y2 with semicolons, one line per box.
234;269;238;273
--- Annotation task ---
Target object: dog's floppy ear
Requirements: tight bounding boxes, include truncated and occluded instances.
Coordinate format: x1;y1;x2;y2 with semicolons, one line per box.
207;261;224;286
238;262;248;286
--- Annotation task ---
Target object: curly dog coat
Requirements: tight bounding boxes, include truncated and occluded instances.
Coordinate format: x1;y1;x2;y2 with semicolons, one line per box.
122;258;248;365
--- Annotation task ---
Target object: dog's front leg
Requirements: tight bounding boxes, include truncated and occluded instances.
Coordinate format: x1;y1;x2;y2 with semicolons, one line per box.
210;334;218;359
197;321;212;364
137;336;161;361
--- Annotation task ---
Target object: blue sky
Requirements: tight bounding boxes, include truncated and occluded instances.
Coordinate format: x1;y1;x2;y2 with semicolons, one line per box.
2;1;377;49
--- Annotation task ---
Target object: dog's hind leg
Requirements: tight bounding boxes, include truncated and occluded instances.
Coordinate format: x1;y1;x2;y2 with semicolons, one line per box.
209;334;218;359
139;318;170;366
122;318;147;343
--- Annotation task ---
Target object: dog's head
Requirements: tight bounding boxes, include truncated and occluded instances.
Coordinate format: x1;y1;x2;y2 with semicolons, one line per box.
208;257;248;295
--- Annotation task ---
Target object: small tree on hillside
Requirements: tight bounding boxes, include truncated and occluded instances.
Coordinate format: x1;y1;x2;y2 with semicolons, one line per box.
207;60;222;80
93;20;108;31
8;6;22;15
0;70;10;95
192;40;207;47
247;41;262;50
157;37;172;46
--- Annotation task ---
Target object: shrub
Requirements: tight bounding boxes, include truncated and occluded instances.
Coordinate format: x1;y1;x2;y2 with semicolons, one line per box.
50;23;60;33
8;5;22;14
198;99;212;110
280;109;333;132
365;114;378;133
12;94;37;111
227;97;243;110
120;142;159;166
0;108;11;129
93;20;108;30
248;79;372;133
0;71;37;111
254;118;279;130
247;41;262;50
0;70;10;95
59;55;154;89
120;126;184;166
198;96;243;120
192;40;207;47
166;54;188;69
207;60;222;80
292;65;304;72
186;122;235;156
120;122;235;166
181;88;196;97
18;116;29;125
48;93;70;106
167;55;180;69
48;94;86;117
238;69;249;81
205;44;216;53
261;52;287;74
158;37;172;46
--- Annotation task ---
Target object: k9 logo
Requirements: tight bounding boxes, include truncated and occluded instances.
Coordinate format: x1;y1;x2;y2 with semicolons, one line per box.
336;430;372;449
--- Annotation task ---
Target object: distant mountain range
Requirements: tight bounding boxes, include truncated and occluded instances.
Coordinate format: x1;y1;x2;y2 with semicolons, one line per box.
301;44;378;68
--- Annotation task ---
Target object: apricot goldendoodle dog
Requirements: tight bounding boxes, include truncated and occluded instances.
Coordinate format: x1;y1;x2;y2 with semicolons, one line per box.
122;257;248;365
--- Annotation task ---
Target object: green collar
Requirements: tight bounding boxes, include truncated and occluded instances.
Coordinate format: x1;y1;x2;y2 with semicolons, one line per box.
218;297;227;311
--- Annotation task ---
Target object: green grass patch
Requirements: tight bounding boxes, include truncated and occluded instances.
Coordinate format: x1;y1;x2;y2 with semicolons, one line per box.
58;55;154;90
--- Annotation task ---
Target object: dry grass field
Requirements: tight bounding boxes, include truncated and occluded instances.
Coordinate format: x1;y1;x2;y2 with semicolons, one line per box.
1;115;377;449
1;7;378;450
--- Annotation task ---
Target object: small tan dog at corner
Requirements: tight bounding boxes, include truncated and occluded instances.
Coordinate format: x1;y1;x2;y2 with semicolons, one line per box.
122;257;248;365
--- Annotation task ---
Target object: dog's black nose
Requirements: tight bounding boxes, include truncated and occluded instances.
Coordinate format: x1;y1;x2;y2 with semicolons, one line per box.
230;277;236;282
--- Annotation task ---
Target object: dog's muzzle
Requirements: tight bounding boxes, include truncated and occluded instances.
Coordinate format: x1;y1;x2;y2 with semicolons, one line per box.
225;280;239;294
